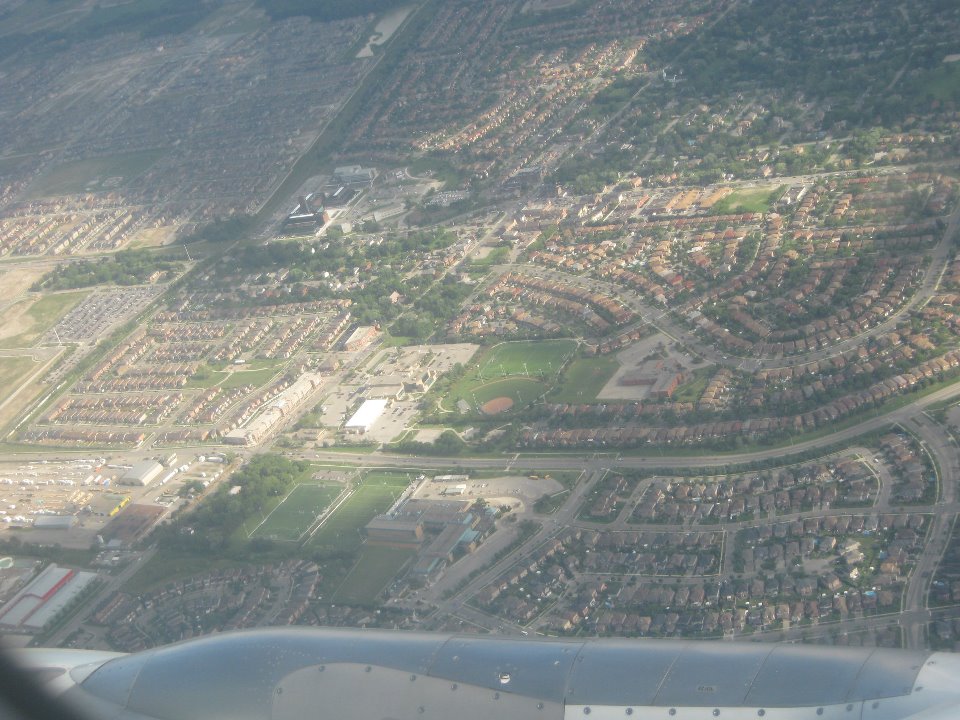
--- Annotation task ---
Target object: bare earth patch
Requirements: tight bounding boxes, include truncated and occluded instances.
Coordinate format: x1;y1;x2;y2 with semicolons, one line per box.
126;226;178;249
481;396;514;415
0;300;35;342
0;267;46;300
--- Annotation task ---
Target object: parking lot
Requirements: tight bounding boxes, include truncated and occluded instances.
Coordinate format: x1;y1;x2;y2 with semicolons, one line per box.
44;287;162;344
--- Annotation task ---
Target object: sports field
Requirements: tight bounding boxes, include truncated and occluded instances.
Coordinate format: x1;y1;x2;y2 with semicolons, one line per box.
713;185;783;214
546;355;619;403
442;339;577;413
333;546;415;605
250;484;342;541
459;377;547;409
308;471;411;551
479;339;578;378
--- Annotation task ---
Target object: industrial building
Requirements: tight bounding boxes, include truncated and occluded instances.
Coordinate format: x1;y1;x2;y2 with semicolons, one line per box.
333;165;377;188
363;517;424;547
32;515;78;530
0;564;97;631
119;461;164;487
363;493;495;582
324;186;357;207
344;398;388;434
281;194;329;234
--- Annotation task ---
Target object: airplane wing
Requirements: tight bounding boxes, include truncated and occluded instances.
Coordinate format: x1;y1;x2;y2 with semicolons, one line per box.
12;628;960;720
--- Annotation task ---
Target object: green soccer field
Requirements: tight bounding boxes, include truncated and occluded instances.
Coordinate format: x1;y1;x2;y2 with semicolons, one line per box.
307;471;412;551
250;484;342;541
478;338;578;378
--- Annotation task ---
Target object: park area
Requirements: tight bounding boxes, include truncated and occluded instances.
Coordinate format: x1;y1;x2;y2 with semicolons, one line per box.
248;483;343;542
546;355;619;403
712;185;783;214
442;339;578;414
479;338;577;377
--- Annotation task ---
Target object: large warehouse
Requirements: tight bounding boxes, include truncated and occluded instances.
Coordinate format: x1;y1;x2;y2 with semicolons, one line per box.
344;399;388;434
119;460;164;487
0;564;97;631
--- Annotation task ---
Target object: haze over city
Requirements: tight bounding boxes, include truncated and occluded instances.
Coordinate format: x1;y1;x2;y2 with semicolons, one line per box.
0;0;958;663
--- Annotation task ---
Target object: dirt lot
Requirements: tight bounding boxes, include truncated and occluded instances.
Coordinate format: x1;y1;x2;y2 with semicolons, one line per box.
0;300;34;343
127;226;177;249
412;474;562;513
0;266;46;302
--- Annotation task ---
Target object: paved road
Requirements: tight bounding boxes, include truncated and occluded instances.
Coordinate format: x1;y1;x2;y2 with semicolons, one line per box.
290;380;960;474
899;414;959;649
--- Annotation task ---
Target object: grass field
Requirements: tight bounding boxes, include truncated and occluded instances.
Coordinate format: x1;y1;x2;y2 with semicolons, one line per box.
333;545;415;604
27;150;163;198
919;63;960;102
713;186;783;214
308;471;412;552
446;377;547;411
250;484;342;542
442;339;577;413
479;339;578;377
0;356;38;394
672;365;716;403
218;367;279;389
467;245;510;267
0;291;88;349
547;355;619;403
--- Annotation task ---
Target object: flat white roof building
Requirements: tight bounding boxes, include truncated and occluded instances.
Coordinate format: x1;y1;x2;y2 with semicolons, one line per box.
119;461;164;487
344;399;388;434
0;564;97;630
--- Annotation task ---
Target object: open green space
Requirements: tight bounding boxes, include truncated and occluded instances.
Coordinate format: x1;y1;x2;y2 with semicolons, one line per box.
0;291;88;349
479;339;578;377
27;150;163;198
446;377;548;411
308;471;411;551
250;484;342;541
918;62;960;102
0;356;39;393
672;365;716;403
332;545;414;604
407;156;466;190
467;246;510;267
713;186;783;214
218;366;279;390
547;355;619;403
441;339;577;413
0;155;34;176
534;489;570;514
